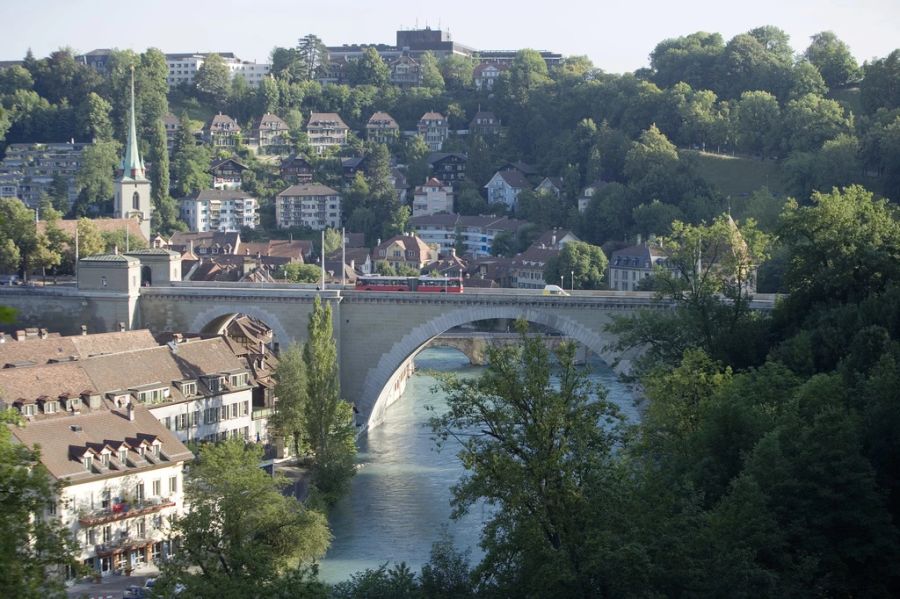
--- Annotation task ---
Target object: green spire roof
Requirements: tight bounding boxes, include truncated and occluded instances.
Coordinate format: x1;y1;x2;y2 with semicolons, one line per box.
120;67;147;182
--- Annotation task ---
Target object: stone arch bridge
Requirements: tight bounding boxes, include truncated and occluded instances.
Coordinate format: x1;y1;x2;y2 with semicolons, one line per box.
0;283;776;430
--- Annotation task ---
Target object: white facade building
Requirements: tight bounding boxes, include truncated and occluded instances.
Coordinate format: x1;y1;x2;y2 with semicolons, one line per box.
409;214;527;257
164;53;270;89
276;183;342;230
180;190;258;232
412;178;454;217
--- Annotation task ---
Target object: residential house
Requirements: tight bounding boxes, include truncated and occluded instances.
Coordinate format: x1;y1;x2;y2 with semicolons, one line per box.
280;154;314;183
608;244;670;291
180;189;258;232
469;110;501;137
510;245;559;289
472;63;508;91
209;157;247;190
162;114;179;152
409;213;528;257
204;113;241;148
427;152;467;186
418;112;449;152
389;55;421;86
374;234;438;271
167;231;241;256
275;184;341;230
366;112;400;145
535;176;564;198
485;169;531;210
510;230;580;289
390;167;408;202
253;113;289;151
0;363;191;577
578;179;609;213
341;156;367;180
326;246;372;276
306;112;349;155
412;178;454;217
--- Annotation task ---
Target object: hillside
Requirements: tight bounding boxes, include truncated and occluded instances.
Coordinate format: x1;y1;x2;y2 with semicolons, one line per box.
683;149;788;198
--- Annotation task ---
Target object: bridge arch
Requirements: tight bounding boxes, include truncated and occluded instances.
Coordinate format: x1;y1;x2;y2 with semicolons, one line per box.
189;304;292;348
357;305;630;430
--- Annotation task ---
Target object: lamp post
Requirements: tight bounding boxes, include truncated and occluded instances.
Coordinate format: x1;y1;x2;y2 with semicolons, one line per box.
560;275;564;289
571;270;574;292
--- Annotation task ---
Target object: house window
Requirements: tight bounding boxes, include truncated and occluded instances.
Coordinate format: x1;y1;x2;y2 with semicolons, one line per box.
135;483;144;503
169;476;178;494
152;480;161;496
83;455;93;471
102;525;111;543
100;453;110;468
132;191;140;210
136;519;146;538
153;444;160;458
119;448;128;463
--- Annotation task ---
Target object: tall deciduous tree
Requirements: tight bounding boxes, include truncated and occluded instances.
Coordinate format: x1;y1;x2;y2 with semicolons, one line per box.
194;53;231;106
160;440;330;598
74;140;120;212
430;321;625;597
0;198;60;281
303;296;357;504
272;344;309;456
804;31;860;89
418;51;444;90
348;48;390;87
543;241;608;290
0;411;81;599
171;114;211;197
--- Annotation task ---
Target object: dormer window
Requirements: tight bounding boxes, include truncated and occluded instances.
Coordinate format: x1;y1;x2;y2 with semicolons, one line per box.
42;400;58;414
229;372;249;388
100;452;110;468
153;444;161;458
21;404;37;417
83;455;93;471
118;448;128;463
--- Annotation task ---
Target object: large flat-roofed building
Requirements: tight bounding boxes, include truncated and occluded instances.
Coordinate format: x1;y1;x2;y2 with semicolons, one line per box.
276;183;341;230
409;213;528;257
163;53;270;88
180;189;258;232
0;142;89;209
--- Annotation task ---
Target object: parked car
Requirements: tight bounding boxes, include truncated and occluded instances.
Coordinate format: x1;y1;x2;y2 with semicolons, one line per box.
124;585;146;599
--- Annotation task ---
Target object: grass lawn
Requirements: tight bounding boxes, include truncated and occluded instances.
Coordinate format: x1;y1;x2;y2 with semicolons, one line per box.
683;149;788;198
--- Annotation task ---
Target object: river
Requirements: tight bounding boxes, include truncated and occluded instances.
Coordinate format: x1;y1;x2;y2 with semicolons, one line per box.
317;346;639;583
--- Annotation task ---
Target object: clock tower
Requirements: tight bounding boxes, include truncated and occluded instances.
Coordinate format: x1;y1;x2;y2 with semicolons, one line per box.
114;67;152;240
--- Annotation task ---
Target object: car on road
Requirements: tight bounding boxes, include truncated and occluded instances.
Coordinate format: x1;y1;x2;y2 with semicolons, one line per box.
542;284;569;296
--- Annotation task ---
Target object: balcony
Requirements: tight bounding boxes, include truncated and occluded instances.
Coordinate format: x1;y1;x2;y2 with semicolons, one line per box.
78;498;176;526
94;536;155;557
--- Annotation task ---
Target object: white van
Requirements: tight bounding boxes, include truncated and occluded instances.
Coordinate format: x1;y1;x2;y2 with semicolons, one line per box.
542;284;569;296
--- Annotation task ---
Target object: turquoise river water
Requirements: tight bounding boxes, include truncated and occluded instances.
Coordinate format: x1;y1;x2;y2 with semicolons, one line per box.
317;347;639;583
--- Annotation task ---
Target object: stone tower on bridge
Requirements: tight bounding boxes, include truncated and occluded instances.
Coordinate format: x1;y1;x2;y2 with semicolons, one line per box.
114;67;152;241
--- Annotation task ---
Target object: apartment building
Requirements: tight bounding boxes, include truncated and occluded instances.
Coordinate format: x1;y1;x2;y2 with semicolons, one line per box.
0;142;88;209
306;112;349;155
417;111;449;152
180;189;258;232
409;213;527;257
275;183;342;230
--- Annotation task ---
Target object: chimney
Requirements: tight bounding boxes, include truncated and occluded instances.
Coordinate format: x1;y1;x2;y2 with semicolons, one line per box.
39;328;48;339
118;322;126;332
127;401;135;421
80;325;87;336
190;239;194;255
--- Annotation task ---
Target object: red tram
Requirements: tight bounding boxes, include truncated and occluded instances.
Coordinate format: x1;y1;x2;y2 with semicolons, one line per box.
355;275;464;293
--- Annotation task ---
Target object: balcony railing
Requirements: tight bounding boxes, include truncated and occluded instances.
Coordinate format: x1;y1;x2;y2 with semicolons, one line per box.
78;498;176;526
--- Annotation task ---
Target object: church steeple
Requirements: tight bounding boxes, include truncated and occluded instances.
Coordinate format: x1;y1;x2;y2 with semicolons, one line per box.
120;66;146;181
114;65;152;240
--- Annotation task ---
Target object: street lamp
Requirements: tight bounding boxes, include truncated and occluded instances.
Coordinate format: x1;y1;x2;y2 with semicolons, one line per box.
560;275;564;289
571;270;575;292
